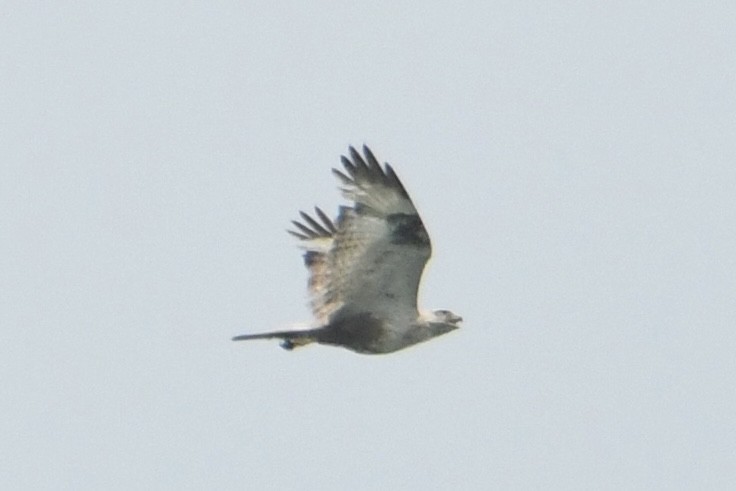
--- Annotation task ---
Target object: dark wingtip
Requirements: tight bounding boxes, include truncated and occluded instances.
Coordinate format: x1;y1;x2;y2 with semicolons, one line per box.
340;155;357;177
362;145;384;176
287;229;309;240
349;146;370;178
349;145;362;163
332;168;353;185
299;210;330;236
383;163;409;197
290;220;314;237
315;206;337;233
288;209;335;240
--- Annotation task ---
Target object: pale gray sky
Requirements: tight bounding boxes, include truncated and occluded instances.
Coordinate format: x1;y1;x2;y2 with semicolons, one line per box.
2;2;735;489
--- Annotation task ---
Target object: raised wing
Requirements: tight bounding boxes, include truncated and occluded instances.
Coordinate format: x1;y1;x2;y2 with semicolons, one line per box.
289;145;431;324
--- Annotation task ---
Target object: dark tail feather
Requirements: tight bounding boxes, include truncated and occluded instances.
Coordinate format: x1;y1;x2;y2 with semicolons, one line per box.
232;328;319;350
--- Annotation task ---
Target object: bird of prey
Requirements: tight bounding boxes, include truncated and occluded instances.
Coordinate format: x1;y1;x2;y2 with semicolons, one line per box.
232;145;462;354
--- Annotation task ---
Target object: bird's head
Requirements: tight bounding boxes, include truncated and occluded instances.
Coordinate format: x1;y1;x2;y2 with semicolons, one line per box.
430;309;463;325
407;309;462;346
423;309;463;339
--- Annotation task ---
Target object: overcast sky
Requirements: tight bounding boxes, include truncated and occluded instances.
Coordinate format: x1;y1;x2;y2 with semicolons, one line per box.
2;2;735;489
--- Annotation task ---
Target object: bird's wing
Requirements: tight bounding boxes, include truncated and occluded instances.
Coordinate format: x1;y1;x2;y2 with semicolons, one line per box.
287;207;338;324
290;145;432;324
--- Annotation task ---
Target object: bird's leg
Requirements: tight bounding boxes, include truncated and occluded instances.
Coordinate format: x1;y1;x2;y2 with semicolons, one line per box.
280;336;315;350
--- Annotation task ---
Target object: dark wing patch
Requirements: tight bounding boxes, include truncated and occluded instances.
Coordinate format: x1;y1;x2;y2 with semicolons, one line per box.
387;213;430;246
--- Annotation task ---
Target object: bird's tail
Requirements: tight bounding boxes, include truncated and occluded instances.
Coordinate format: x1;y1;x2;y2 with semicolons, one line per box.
231;328;319;350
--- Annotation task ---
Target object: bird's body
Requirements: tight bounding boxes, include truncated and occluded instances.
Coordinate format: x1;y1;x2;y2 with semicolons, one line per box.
232;146;461;354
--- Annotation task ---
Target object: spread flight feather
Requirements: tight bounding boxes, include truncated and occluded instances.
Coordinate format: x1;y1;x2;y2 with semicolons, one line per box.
232;145;461;354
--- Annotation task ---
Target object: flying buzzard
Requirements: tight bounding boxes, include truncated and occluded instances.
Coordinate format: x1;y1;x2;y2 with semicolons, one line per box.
232;145;462;354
